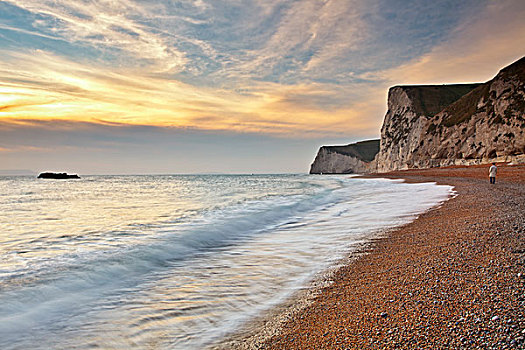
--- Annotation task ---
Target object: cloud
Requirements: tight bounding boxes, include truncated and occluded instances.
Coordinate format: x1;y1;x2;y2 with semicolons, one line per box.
0;145;48;153
1;0;501;87
0;118;357;174
1;0;187;72
212;0;369;84
0;48;383;137
1;0;523;145
0;23;70;41
369;0;525;85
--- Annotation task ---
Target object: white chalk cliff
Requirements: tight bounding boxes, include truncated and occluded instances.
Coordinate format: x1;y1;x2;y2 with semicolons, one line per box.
310;56;525;174
310;140;379;174
376;56;525;171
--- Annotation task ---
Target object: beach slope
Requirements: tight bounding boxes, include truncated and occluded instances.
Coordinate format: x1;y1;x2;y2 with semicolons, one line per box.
232;165;525;349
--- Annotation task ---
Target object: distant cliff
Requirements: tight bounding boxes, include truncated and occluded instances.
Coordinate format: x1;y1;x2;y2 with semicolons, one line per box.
376;56;525;171
309;139;379;174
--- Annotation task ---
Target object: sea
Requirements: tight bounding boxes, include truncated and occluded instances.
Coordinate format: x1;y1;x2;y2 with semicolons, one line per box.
0;174;453;349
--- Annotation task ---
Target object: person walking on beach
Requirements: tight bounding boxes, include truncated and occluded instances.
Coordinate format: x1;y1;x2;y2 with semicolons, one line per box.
489;163;497;184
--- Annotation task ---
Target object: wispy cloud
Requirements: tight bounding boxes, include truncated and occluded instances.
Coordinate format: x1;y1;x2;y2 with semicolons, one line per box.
0;23;70;41
217;0;369;84
2;0;485;84
0;0;523;141
0;49;383;136
1;0;187;72
368;0;525;85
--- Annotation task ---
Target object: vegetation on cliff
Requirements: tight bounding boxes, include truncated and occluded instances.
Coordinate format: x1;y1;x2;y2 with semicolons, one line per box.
404;84;480;118
319;140;380;162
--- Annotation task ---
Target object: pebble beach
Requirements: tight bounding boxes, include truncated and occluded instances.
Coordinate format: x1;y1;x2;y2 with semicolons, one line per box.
219;164;525;349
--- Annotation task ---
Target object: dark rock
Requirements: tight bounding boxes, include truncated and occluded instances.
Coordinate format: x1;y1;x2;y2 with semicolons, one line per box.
37;172;80;179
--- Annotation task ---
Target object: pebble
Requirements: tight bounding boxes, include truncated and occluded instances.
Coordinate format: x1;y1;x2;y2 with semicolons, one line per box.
249;167;525;350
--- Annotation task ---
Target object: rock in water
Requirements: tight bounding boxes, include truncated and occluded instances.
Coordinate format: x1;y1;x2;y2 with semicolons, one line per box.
37;172;80;179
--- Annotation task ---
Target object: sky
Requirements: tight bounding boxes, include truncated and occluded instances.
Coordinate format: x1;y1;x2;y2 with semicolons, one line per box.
0;0;524;174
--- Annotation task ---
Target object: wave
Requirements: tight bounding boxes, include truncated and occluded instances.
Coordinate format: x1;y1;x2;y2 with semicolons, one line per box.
0;175;453;349
0;177;347;336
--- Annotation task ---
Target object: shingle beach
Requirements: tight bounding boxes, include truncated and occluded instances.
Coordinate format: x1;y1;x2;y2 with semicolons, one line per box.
218;164;525;349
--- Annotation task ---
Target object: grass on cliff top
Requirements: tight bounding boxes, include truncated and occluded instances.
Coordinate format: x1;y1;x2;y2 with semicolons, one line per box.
441;84;489;127
323;139;380;162
499;56;525;81
442;56;525;127
401;84;481;117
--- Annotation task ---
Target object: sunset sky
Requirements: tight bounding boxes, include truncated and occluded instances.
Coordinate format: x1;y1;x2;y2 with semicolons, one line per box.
1;0;524;174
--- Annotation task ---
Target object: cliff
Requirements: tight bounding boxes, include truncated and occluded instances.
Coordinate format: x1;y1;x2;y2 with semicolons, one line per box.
310;57;525;174
375;84;480;171
376;56;525;172
310;139;379;174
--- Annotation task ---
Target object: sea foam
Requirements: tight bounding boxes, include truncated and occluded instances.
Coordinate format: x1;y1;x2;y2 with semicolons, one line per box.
0;175;452;349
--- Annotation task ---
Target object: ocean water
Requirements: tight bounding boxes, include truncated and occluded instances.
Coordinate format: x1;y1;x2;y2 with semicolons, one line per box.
0;174;452;349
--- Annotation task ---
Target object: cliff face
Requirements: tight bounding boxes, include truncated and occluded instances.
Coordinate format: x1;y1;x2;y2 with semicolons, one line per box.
376;57;525;172
310;57;524;175
375;84;480;171
310;140;379;174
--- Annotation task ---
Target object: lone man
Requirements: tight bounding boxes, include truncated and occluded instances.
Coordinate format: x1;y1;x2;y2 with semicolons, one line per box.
489;163;497;184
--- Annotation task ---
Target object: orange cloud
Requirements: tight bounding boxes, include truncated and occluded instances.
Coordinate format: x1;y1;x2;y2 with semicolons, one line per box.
0;50;382;138
2;1;523;141
0;145;49;153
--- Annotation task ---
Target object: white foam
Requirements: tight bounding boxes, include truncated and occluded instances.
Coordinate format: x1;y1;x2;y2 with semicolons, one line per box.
0;175;452;349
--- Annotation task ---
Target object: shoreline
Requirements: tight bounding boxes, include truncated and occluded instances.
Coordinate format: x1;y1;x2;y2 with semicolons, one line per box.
211;238;387;350
215;164;525;349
